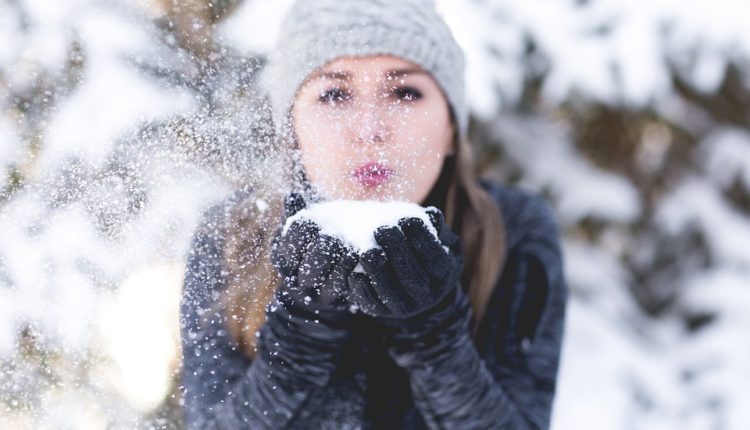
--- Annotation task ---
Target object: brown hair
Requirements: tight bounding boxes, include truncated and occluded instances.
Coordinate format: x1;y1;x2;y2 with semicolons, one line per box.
212;125;507;359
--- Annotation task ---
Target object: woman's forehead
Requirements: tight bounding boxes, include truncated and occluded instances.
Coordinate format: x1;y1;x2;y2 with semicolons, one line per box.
311;55;429;81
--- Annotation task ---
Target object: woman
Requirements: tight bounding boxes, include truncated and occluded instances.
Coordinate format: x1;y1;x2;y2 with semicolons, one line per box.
179;0;567;429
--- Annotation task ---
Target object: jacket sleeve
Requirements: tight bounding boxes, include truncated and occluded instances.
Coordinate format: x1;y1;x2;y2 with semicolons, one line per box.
385;190;568;429
179;202;351;429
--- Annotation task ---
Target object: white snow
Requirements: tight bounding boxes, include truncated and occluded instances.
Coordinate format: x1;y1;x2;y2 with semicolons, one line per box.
95;264;184;413
35;7;198;173
0;115;23;189
0;2;23;67
490;115;642;224
282;200;439;253
656;177;750;266
444;0;750;110
676;267;750;430
701;127;750;188
3;0;750;428
436;0;525;116
216;0;297;53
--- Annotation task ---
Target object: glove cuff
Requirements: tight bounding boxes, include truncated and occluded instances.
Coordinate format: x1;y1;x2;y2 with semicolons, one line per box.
381;283;472;342
255;294;351;387
271;287;355;335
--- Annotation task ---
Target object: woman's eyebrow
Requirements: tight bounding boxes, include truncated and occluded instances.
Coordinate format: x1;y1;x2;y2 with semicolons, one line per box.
308;70;351;82
308;68;428;83
385;68;428;78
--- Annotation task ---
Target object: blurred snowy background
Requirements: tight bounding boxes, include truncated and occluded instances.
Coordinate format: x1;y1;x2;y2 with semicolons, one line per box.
1;0;749;428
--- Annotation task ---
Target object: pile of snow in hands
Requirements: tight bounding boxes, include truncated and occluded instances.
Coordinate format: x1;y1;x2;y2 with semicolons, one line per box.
281;200;443;258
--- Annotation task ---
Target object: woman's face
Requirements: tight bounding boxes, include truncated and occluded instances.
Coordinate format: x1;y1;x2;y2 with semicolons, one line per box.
291;55;454;203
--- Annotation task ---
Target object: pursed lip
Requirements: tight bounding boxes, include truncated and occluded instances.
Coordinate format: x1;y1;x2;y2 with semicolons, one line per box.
352;162;394;188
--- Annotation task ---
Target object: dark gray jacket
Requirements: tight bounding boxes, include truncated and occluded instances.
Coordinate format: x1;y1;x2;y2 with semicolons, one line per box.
179;181;567;429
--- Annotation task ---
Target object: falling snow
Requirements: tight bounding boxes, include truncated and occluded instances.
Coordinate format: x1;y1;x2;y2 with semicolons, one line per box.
1;0;750;428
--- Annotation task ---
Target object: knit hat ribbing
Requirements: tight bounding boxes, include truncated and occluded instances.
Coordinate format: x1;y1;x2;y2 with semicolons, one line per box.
261;0;467;139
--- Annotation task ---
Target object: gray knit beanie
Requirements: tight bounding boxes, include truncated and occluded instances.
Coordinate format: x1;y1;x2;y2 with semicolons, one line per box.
261;0;468;140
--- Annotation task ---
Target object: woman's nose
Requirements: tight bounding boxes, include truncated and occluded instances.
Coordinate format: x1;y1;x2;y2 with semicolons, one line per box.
353;99;390;146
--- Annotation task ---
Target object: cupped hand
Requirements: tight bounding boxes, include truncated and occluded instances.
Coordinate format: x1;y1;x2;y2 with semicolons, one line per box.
270;193;359;324
348;207;464;327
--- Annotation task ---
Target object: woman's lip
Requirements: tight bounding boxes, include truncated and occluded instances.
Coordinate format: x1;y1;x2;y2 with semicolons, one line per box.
352;162;393;188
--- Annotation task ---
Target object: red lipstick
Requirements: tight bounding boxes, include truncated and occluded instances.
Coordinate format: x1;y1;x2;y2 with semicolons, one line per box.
352;162;393;188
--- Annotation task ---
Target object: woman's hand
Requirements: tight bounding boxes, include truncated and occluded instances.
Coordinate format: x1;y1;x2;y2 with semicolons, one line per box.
348;207;464;329
270;193;359;325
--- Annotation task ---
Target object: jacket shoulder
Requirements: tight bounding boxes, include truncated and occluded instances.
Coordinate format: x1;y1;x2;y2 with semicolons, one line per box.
185;187;259;284
182;186;262;310
479;179;561;253
475;181;567;423
192;186;257;240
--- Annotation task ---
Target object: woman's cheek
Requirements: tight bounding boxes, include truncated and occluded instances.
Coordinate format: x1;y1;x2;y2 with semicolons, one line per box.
414;149;446;200
387;158;427;203
299;148;349;198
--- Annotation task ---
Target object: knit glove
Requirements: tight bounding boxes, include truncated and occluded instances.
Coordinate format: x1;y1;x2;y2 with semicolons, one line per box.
348;207;464;333
270;192;359;326
252;192;360;395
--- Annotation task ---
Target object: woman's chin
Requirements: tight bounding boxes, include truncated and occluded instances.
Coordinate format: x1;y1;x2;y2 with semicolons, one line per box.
324;187;397;202
317;179;418;202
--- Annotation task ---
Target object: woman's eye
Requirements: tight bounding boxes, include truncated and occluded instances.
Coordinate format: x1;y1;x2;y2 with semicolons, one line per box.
319;88;350;104
393;87;422;101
